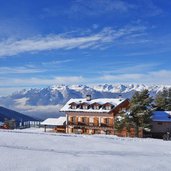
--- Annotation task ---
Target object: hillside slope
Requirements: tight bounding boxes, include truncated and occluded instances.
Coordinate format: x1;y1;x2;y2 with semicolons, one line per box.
0;106;38;122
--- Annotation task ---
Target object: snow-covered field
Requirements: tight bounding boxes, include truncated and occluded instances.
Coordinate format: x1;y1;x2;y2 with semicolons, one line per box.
0;128;171;171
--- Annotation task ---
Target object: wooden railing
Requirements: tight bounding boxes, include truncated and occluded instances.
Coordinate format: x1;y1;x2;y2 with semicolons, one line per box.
100;123;113;127
68;121;113;128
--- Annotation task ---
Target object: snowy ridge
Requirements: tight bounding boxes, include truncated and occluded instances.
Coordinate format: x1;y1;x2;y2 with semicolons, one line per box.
0;84;170;119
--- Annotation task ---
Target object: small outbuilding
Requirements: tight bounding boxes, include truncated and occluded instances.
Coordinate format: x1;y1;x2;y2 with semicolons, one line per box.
41;117;66;133
152;111;171;137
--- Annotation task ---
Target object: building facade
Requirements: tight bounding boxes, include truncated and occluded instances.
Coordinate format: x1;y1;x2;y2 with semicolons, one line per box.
152;111;171;137
60;96;129;135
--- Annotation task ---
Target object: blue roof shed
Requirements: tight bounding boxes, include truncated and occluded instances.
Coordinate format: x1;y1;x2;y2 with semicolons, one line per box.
152;111;171;122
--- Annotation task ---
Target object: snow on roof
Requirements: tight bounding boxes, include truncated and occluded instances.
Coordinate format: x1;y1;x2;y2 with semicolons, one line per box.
60;98;126;113
41;117;66;126
152;111;171;122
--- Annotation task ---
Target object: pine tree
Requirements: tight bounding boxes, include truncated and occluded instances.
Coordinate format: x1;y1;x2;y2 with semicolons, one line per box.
129;89;153;137
155;88;171;111
114;111;134;137
166;88;171;110
114;112;125;132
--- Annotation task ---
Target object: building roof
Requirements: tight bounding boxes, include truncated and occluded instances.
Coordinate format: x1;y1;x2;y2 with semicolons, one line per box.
41;117;66;126
60;98;127;113
152;111;171;122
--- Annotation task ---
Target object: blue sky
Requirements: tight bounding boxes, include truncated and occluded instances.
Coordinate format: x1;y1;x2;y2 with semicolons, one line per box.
0;0;171;95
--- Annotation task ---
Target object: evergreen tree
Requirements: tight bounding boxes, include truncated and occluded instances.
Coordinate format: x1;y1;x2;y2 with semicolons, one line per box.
114;111;134;137
114;112;125;132
155;88;171;111
167;88;171;110
129;89;153;137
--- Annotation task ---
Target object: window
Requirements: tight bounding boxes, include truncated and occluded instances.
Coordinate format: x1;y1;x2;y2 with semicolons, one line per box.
70;117;74;122
103;118;110;125
89;117;94;123
71;105;77;109
70;116;76;123
78;117;82;122
83;105;88;109
94;105;99;110
73;116;76;123
106;106;111;110
106;118;110;125
82;117;86;123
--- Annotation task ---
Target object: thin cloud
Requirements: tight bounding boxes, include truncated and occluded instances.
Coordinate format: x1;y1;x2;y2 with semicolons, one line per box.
0;76;85;87
0;26;146;57
42;0;135;19
0;60;73;75
0;66;46;74
14;98;61;114
143;0;163;17
101;63;160;74
0;70;171;96
41;59;72;66
70;0;135;16
100;70;171;84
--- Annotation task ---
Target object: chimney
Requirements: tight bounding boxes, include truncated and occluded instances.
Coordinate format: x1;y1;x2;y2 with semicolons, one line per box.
119;94;122;101
86;95;91;101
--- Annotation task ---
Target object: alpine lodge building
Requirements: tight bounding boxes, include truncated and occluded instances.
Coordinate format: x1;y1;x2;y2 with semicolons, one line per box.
60;95;129;135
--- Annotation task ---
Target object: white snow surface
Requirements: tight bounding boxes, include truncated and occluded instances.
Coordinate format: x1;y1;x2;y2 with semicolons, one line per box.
41;117;66;126
0;128;171;171
60;98;125;113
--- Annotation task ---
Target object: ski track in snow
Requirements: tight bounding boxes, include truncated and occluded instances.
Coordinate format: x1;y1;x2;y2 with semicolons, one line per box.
1;144;167;158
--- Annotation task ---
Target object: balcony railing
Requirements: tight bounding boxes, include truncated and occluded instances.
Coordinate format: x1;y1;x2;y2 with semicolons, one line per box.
68;121;89;125
100;123;113;127
68;121;113;128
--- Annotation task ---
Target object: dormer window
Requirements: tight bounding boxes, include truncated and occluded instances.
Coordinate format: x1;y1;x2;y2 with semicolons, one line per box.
91;103;100;110
83;105;88;109
94;105;99;110
71;105;77;109
69;102;78;109
105;106;111;110
81;102;89;110
103;103;113;110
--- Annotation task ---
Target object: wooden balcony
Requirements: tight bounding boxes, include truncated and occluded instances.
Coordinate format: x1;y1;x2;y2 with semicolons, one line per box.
68;121;113;128
89;122;99;127
68;121;89;126
68;121;78;125
100;123;113;128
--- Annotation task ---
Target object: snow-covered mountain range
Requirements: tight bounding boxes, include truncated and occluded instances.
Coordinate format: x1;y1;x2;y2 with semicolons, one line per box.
0;84;170;120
